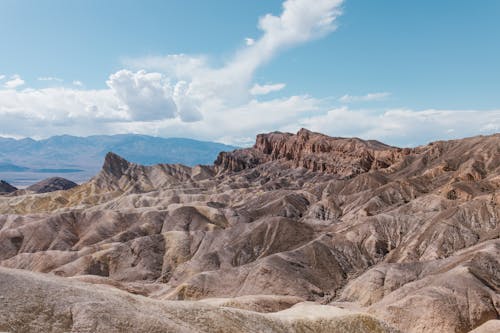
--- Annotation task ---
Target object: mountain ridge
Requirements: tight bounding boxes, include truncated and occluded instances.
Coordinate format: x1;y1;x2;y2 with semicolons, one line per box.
0;134;237;186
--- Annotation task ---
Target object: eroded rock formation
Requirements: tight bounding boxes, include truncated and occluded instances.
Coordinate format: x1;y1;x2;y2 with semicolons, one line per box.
0;129;498;333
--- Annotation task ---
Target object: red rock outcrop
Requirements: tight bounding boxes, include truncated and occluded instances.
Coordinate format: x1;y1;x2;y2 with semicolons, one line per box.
215;129;409;177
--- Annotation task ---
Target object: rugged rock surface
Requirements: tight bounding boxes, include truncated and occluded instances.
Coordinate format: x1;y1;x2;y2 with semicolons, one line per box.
0;180;17;194
215;129;402;176
26;177;78;193
0;129;498;332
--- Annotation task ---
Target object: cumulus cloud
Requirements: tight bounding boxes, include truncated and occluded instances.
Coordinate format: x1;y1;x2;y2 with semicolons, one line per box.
172;80;203;122
106;70;179;121
4;74;25;89
0;85;126;138
250;83;286;95
258;0;342;44
123;54;208;80
72;80;84;87
339;92;391;103
110;95;322;146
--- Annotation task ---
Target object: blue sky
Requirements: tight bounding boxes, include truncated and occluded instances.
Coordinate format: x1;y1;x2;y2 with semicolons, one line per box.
0;0;499;146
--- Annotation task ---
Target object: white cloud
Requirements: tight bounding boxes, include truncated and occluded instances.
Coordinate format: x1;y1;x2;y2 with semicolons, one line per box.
123;54;208;81
216;0;343;96
72;80;84;87
124;0;344;107
480;123;500;132
0;75;5;81
4;74;25;89
172;80;202;122
106;70;180;121
339;92;391;103
250;83;286;95
0;81;498;147
0;86;126;138
38;76;63;82
297;108;500;147
245;38;255;46
110;95;322;146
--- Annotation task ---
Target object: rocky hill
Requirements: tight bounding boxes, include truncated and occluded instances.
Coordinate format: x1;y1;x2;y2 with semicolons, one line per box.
25;177;78;193
0;129;498;333
0;180;17;194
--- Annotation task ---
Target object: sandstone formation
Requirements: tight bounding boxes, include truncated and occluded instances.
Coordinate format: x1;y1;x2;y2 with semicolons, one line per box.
0;129;498;333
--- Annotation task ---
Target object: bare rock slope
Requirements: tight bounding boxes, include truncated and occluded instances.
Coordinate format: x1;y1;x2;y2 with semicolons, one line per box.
0;180;17;194
26;176;78;193
0;128;498;333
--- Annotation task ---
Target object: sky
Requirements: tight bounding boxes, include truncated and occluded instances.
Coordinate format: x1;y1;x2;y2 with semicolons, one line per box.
0;0;499;147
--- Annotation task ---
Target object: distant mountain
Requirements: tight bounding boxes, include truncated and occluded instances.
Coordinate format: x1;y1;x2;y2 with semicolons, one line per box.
0;162;82;173
0;162;29;172
0;134;237;186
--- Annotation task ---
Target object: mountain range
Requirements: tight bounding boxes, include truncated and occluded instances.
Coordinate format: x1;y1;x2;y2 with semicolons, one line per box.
0;129;498;333
0;134;236;186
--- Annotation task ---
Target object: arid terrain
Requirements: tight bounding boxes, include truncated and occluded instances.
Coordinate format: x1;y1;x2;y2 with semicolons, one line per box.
0;129;498;333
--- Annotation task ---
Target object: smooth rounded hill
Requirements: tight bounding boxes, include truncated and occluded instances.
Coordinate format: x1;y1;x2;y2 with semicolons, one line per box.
0;267;397;333
26;177;78;193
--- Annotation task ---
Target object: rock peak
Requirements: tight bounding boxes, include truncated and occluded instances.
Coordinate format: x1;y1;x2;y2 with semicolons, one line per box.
0;180;17;194
296;128;314;138
102;152;131;178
